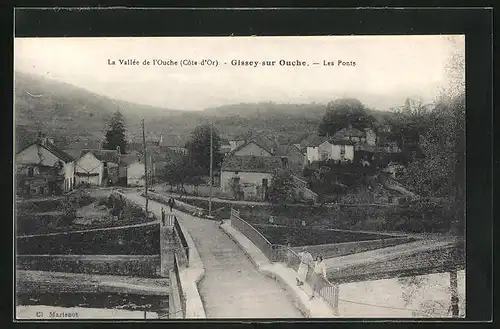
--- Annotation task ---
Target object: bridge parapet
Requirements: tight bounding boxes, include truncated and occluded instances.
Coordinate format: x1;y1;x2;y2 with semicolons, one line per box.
230;207;340;314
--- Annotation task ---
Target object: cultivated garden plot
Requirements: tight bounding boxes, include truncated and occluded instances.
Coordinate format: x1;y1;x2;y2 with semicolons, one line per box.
16;190;155;236
176;198;452;234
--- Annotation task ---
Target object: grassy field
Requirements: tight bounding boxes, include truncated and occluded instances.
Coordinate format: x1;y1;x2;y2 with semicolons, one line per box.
16;224;160;255
183;198;451;234
251;223;393;246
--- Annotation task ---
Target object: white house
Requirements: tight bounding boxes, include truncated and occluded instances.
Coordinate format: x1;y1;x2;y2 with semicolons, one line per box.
75;149;120;187
220;155;287;201
15;137;75;196
306;146;320;163
315;139;355;162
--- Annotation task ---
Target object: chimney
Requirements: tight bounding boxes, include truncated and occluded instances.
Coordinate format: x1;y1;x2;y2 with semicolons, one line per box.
159;134;163;146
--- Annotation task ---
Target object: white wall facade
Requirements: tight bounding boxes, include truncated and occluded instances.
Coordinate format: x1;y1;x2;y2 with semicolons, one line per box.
75;152;103;186
366;129;377;146
127;162;146;186
220;170;272;194
306;147;320;163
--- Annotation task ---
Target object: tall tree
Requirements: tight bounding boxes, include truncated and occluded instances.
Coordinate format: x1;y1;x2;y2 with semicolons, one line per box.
103;110;127;154
318;98;376;136
185;124;223;176
268;169;297;204
162;154;203;193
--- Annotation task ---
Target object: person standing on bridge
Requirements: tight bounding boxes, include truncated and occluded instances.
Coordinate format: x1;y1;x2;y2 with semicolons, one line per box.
161;207;165;225
296;247;313;286
310;255;327;300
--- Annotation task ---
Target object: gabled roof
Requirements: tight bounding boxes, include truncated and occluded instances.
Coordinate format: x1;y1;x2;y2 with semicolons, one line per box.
17;142;74;163
221;155;285;173
328;138;356;146
300;134;328;148
41;142;74;163
231;132;296;157
80;149;120;163
230;139;273;156
333;127;366;139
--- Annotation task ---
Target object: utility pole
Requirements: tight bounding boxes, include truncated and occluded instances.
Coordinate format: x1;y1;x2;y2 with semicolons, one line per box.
209;122;213;217
142;119;149;216
448;246;460;317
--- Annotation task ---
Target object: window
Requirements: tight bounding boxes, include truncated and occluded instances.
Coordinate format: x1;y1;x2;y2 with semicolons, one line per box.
28;167;34;177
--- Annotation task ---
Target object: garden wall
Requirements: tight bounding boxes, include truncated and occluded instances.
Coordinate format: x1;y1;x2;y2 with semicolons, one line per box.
16;254;161;277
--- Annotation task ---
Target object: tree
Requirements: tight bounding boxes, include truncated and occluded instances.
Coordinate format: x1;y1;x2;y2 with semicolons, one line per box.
162;155;203;193
268;169;297;204
318;98;376;136
386;98;432;148
103;110;127;154
185;124;223;176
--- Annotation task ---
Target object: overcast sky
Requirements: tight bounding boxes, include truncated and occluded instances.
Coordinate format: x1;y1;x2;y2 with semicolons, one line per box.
14;35;464;111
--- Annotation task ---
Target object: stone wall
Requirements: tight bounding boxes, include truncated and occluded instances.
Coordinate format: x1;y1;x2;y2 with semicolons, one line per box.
17;254;161;277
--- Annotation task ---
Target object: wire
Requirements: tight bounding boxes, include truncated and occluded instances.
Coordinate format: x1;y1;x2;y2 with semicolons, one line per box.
335;297;450;316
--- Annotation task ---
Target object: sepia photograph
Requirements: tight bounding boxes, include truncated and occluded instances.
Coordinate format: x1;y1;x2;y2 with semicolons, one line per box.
14;34;465;320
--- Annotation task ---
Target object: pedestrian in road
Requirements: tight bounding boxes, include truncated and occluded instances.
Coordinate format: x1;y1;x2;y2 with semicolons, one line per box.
168;198;175;212
310;255;327;300
161;207;165;226
296;247;313;286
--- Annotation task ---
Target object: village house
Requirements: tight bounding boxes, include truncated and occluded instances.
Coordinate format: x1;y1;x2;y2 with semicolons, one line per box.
125;154;155;187
333;125;377;146
230;133;307;169
318;139;356;162
74;149;121;187
15;136;75;197
220;155;288;201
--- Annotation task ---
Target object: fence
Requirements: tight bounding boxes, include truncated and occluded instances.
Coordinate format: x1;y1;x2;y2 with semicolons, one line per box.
173;252;187;318
230;206;340;315
230;207;275;262
173;216;190;266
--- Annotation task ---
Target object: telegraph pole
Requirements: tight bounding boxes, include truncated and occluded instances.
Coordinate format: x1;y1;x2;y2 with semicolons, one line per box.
142;119;149;216
209;122;213;217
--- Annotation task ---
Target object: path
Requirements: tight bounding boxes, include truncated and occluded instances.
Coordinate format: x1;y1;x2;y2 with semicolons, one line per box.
123;192;303;318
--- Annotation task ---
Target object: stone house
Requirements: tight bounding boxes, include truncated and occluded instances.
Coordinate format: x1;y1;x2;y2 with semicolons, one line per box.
75;149;121;187
15;137;75;196
220;155;287;201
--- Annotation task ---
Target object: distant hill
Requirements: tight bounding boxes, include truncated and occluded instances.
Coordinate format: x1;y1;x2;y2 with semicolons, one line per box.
14;72;398;153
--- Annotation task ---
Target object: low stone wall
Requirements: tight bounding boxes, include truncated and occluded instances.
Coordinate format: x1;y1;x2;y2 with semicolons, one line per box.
171;212;206;319
169;269;184;319
144;192;205;217
17;254;162;278
291;237;415;259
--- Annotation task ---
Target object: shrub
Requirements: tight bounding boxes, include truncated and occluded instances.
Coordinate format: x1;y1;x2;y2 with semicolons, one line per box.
69;191;95;207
